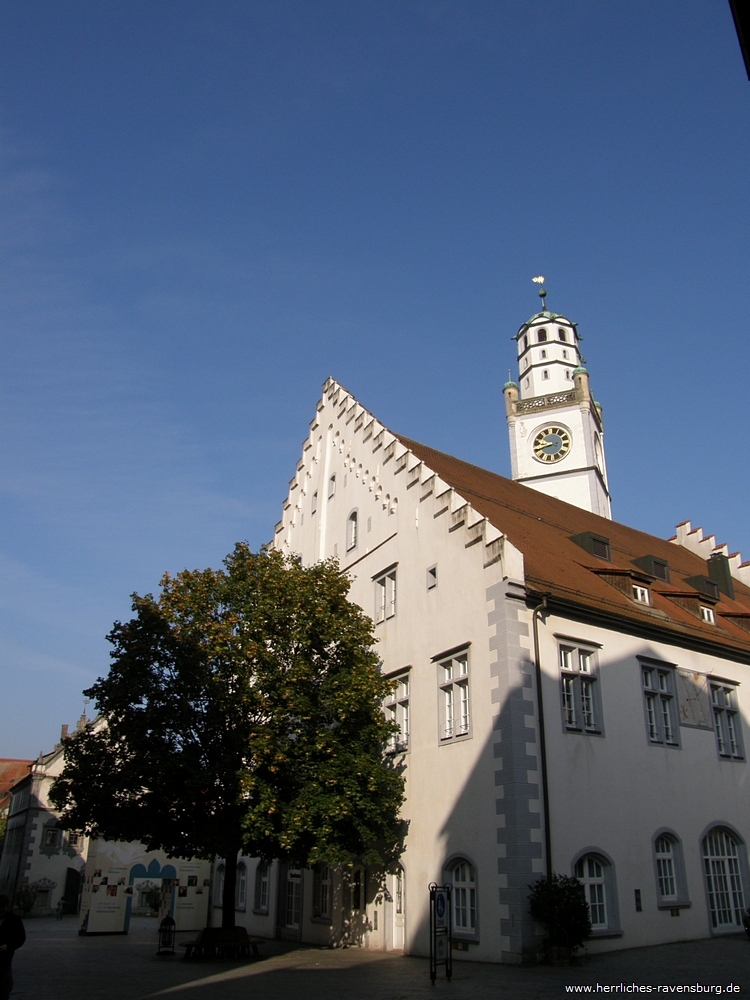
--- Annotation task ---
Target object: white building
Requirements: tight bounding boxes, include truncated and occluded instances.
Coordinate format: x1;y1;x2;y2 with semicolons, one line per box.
0;724;210;935
228;295;750;962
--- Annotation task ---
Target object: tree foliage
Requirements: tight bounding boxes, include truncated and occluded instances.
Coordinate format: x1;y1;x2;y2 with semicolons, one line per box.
51;545;405;927
528;872;592;953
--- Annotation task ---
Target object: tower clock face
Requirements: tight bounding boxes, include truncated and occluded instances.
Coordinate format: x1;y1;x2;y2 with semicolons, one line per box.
533;426;571;463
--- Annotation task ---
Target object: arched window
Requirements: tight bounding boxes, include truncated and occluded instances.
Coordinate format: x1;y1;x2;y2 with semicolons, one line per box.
537;329;547;342
446;859;477;933
655;837;677;900
558;328;567;341
703;828;746;930
254;862;269;914
347;510;358;551
576;856;606;927
573;852;620;933
215;864;225;907
236;862;247;910
542;370;549;380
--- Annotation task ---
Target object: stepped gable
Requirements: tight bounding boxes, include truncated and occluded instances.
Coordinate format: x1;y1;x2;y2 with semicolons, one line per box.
396;435;750;663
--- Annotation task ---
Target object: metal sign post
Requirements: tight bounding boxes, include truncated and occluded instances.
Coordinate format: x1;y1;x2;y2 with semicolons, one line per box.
429;882;452;983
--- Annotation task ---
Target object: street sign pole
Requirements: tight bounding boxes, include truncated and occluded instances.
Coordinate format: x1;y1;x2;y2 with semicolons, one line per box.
428;882;452;983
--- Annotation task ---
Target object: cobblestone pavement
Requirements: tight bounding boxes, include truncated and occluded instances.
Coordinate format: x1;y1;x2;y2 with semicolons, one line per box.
9;916;750;1000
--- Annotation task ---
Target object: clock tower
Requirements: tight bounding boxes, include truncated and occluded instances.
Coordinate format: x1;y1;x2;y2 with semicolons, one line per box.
503;284;612;519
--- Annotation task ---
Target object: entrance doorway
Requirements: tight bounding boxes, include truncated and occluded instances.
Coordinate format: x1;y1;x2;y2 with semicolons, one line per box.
390;866;405;950
276;865;303;941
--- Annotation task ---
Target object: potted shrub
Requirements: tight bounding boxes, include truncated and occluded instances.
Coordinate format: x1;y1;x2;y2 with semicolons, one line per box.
528;873;592;964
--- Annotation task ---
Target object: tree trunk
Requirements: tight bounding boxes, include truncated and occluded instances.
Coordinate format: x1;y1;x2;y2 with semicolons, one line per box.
221;850;239;929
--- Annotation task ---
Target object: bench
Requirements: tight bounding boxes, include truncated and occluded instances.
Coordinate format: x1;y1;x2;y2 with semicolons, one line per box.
181;927;265;960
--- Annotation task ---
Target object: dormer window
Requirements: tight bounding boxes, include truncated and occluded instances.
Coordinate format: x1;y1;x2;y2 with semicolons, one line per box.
537;329;547;342
701;606;716;624
571;532;611;561
633;555;670;582
558;328;567;341
633;585;650;605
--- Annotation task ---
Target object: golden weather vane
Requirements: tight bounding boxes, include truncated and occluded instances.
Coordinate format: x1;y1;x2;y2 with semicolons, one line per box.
532;275;547;309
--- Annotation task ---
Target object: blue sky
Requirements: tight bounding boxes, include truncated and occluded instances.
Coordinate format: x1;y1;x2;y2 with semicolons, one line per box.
1;1;748;758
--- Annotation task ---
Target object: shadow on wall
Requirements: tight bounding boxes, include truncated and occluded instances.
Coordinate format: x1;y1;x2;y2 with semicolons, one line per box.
408;630;750;963
410;676;545;964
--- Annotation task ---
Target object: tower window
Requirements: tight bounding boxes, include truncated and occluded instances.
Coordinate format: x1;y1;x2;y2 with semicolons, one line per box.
562;349;568;359
524;377;529;388
540;349;547;359
558;328;567;341
522;335;528;351
542;370;549;380
565;369;571;380
537;329;547;342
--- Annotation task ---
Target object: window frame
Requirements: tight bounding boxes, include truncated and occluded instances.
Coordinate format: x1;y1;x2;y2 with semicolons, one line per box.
426;564;437;590
436;648;472;744
253;862;270;915
571;849;621;937
443;856;479;941
639;659;680;749
374;565;397;624
346;509;358;552
702;826;749;932
710;683;744;760
651;829;691;910
558;643;604;736
384;669;410;753
313;864;333;922
215;864;225;908
632;584;650;605
236;862;247;911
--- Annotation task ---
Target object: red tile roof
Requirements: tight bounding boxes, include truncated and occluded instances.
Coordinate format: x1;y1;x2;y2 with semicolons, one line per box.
398;436;750;663
0;759;33;811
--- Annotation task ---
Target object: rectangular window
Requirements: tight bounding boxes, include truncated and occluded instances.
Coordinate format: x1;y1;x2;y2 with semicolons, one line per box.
374;568;397;623
254;863;270;913
313;864;333;919
311;492;317;515
385;672;410;751
641;665;679;746
439;652;470;742
632;585;650;604
701;606;716;624
328;475;336;499
711;684;744;759
426;565;437;590
559;644;601;734
44;828;61;848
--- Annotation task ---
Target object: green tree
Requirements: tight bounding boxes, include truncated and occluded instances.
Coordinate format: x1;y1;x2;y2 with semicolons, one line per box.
51;545;405;929
528;872;592;954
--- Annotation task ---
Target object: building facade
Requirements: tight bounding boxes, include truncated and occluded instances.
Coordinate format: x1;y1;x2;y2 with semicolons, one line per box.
245;297;750;962
0;730;88;916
